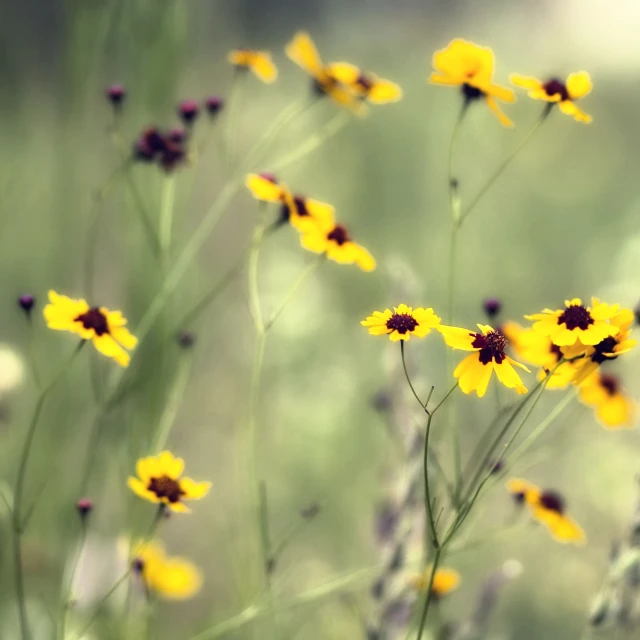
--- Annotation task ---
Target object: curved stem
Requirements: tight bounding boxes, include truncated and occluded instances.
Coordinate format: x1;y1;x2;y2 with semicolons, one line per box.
399;342;430;415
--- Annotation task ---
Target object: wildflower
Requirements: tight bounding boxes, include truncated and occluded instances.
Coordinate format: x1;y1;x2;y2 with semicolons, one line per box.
128;450;211;513
43;290;137;367
361;304;441;342
410;567;460;597
168;128;186;144
205;96;224;116
285;32;366;115
299;210;375;271
526;298;620;348
76;498;93;519
438;324;529;397
326;63;402;104
579;371;635;429
227;49;277;83
483;298;501;319
510;72;592;123
244;173;336;232
106;84;126;108
132;539;202;600
178;100;199;125
18;294;35;315
507;478;586;544
429;39;516;127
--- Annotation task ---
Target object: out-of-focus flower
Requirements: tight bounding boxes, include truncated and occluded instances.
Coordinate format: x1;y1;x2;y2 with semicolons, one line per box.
132;539;202;600
507;479;586;544
483;298;501;319
429;39;515;127
438;324;529;397
106;84;126;108
510;72;593;123
18;294;35;315
178;100;199;125
76;498;93;519
0;344;25;393
204;96;224;116
285;32;366;115
227;49;277;83
410;567;461;597
43;291;137;367
526;298;620;348
361;305;441;342
128;451;211;513
133;127;187;172
579;371;635;429
326;63;402;104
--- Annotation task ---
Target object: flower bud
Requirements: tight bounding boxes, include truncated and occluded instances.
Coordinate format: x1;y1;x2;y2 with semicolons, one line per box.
18;294;35;315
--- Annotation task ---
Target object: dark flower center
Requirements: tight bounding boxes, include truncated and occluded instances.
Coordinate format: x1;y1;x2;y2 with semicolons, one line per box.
356;74;374;92
557;304;593;331
513;491;527;505
472;330;507;365
75;307;109;336
280;195;309;224
600;373;619;396
327;225;350;245
550;343;563;361
591;337;618;364
462;83;483;101
539;490;565;514
543;79;569;101
386;313;418;335
147;475;185;503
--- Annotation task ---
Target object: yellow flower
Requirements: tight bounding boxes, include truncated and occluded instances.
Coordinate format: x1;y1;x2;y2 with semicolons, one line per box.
326;63;403;104
501;321;577;389
244;173;335;233
227;49;277;83
132;539;202;600
299;208;375;272
285;32;366;115
43;290;137;367
571;308;637;384
525;298;620;349
429;39;516;127
578;371;635;429
128;451;211;513
510;72;592;123
507;479;586;545
438;324;529;397
361;304;441;342
410;567;460;597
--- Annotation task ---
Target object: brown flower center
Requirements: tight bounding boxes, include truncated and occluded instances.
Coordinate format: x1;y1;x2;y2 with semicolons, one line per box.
462;83;483;100
538;490;565;514
386;313;418;335
147;475;185;503
542;79;569;101
591;337;618;364
327;224;350;246
600;373;619;396
356;74;373;92
75;308;109;336
557;304;593;331
472;330;507;365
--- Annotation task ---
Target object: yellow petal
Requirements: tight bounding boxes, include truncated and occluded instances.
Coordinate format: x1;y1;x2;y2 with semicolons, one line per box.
300;230;329;254
566;71;592;100
438;326;477;350
180;478;212;500
245;174;285;202
128;477;160;504
368;79;403;104
510;74;543;91
157;451;184;479
327;62;361;85
228;50;252;66
431;568;460;596
486;96;514;127
147;556;203;600
286;31;324;77
250;52;278;83
92;334;130;367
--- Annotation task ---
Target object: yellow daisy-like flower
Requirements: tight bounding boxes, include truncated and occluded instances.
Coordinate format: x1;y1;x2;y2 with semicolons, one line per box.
132;539;202;600
438;324;529;397
578;371;635;429
285;32;366;115
429;39;516;127
43;290;137;367
525;298;620;349
501;321;577;390
571;308;637;385
227;49;278;83
507;479;586;545
510;72;592;123
128;451;211;513
361;304;441;342
299;207;375;272
326;63;402;104
244;173;335;233
410;567;460;597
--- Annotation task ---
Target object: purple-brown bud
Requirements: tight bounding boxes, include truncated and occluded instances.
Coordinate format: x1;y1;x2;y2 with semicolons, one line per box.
205;96;224;116
18;294;35;315
106;84;126;107
177;331;195;349
178;100;199;125
483;298;502;319
76;497;93;518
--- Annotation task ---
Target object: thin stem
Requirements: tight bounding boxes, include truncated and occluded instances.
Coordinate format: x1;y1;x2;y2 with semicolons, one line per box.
25;318;42;391
415;546;442;640
458;105;552;227
223;71;245;171
399;341;430;415
159;175;177;267
59;522;88;640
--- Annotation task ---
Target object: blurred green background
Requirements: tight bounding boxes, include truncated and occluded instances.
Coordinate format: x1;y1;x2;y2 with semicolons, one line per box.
1;1;640;638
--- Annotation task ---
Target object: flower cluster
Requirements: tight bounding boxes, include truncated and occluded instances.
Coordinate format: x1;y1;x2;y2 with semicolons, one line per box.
134;126;188;172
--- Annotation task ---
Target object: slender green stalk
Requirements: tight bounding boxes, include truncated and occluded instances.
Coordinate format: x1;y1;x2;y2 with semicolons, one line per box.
223;71;245;171
159;175;177;267
25;317;42;392
399;341;430;415
414;546;442;640
458;104;552;227
58;522;88;640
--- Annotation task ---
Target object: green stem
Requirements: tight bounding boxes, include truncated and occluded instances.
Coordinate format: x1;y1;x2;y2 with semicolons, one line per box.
159;175;177;267
415;546;442;640
25;318;41;392
59;522;88;640
458;104;552;227
223;71;245;171
399;341;430;414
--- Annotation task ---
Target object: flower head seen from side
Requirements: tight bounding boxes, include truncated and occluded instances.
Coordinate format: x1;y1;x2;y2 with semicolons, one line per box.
526;298;620;349
227;49;278;83
326;63;403;104
429;39;516;127
44;290;137;367
244;173;335;233
578;371;635;429
438;324;529;397
285;32;366;115
410;567;460;598
361;305;441;342
507;479;586;545
510;71;593;123
132;540;202;600
298;207;375;271
128;451;211;513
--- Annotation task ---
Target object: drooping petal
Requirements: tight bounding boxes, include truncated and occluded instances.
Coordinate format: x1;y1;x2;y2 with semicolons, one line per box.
286;32;324;77
486;96;514;127
565;71;592;100
180;478;212;500
250;52;278;83
438;326;478;350
92;334;131;367
245;174;285;202
509;74;544;91
368;79;403;103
